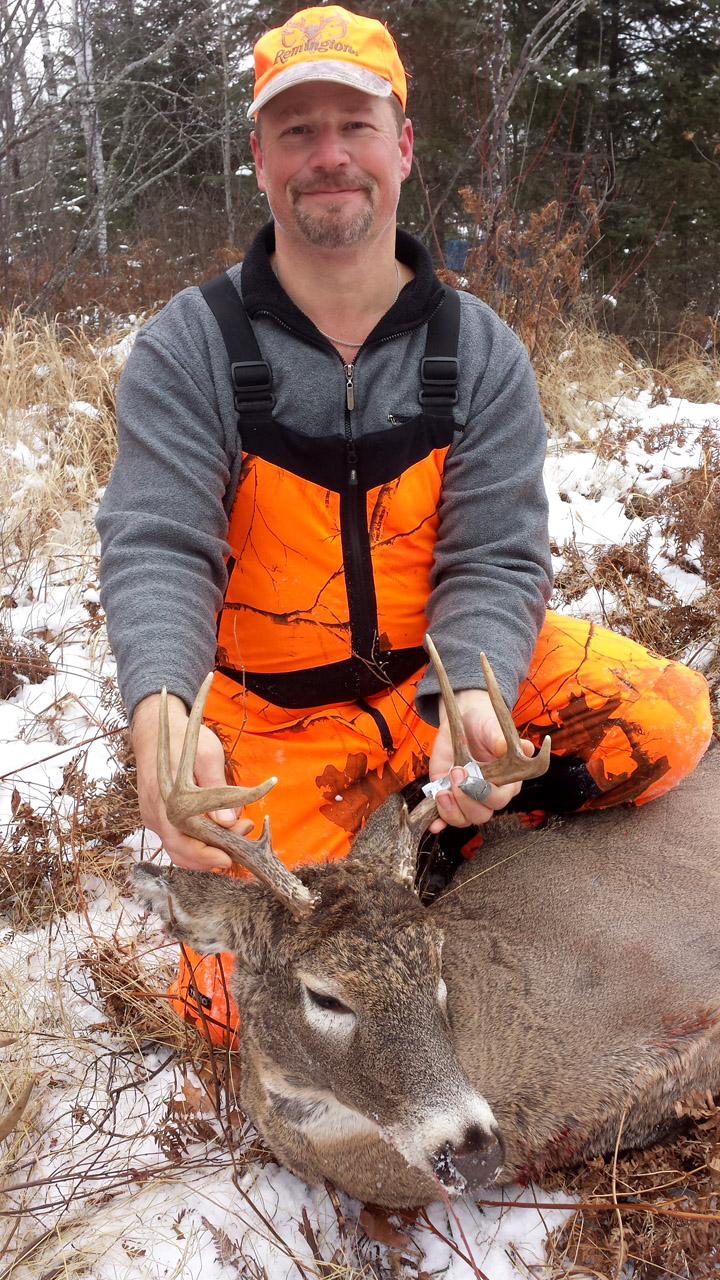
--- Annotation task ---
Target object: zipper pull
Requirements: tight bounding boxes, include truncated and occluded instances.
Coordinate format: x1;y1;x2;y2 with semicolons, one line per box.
347;440;358;485
344;362;355;412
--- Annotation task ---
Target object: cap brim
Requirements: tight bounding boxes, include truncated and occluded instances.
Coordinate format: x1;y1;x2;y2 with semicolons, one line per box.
248;61;393;119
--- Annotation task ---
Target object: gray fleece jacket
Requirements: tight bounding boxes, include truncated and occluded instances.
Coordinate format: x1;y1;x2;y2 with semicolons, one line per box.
97;223;552;725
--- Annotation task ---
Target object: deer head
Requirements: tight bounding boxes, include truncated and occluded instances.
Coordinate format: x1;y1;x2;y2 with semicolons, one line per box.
132;640;550;1204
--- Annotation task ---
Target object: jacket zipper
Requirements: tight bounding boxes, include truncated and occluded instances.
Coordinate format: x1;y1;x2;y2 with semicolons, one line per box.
344;362;358;483
341;359;378;660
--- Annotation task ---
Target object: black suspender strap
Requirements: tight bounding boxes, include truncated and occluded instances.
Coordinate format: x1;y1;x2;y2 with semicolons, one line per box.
419;283;460;413
200;270;460;417
199;272;275;415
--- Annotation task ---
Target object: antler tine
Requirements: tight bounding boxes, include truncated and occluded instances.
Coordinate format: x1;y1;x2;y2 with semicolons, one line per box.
406;634;467;842
157;685;174;806
478;653;551;784
162;674;277;818
406;638;551;840
424;634;469;768
157;678;316;919
405;793;437;841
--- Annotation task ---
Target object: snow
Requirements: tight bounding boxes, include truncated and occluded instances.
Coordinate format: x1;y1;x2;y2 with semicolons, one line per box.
1;353;718;1277
544;395;718;656
103;325;140;367
68;399;101;419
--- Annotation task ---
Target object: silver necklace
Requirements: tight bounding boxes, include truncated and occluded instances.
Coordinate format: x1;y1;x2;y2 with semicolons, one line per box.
274;260;402;349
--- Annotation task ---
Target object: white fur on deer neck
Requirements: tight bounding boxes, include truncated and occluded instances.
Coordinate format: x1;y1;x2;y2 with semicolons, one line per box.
256;1062;382;1142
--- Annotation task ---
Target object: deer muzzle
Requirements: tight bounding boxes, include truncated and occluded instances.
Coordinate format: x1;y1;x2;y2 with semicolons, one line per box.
434;1123;505;1192
389;1080;503;1196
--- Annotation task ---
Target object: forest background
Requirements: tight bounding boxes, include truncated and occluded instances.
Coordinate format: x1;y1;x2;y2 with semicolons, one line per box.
2;0;719;351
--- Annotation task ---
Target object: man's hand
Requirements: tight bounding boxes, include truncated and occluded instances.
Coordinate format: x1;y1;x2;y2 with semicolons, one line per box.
427;689;533;833
132;692;253;870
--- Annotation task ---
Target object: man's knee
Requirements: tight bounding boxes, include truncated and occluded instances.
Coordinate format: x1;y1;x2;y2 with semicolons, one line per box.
514;612;712;811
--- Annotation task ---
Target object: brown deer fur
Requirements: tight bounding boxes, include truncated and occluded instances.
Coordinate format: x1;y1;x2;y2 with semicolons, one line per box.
133;742;720;1207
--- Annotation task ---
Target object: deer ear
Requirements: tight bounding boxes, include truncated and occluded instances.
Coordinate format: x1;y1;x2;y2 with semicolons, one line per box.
350;794;421;889
131;864;270;966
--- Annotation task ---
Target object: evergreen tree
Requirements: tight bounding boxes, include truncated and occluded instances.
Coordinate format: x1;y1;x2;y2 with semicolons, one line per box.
500;0;720;333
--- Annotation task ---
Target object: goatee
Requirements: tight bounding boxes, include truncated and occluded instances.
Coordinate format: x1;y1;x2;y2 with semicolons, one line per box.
289;172;376;248
293;201;375;248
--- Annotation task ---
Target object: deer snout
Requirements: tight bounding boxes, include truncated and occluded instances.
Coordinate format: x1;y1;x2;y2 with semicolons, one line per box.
431;1124;504;1193
452;1123;505;1190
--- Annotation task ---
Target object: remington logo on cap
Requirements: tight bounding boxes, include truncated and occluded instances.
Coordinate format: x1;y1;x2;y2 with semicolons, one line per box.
275;11;359;64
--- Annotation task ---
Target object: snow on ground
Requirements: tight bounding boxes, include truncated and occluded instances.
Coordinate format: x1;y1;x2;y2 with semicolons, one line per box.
0;369;718;1278
547;389;713;572
545;390;717;674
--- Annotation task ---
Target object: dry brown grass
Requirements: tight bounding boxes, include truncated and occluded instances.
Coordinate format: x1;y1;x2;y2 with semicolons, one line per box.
0;618;54;700
0;311;119;468
539;1091;720;1278
0;310;138;927
658;357;720;406
0;724;140;929
536;325;653;439
535;320;720;440
80;936;201;1052
550;413;720;730
0;945;269;1280
0;310;121;594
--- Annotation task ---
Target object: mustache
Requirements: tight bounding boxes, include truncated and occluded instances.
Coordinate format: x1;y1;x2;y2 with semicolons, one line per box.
290;172;375;197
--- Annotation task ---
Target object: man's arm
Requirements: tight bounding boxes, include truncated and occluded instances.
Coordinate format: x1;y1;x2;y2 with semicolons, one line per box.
98;289;247;866
415;296;552;826
97;288;242;719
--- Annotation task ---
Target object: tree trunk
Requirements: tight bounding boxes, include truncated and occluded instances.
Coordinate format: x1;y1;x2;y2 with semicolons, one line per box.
38;0;59;106
218;0;235;247
489;0;509;202
70;0;108;269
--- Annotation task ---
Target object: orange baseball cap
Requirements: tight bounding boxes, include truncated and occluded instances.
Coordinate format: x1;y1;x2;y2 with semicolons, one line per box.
248;6;408;118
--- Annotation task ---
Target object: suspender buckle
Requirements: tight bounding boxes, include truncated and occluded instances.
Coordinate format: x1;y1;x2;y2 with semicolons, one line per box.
231;360;275;414
419;355;459;407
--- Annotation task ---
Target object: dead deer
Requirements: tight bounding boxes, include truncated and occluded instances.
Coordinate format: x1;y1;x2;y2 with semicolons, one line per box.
132;640;720;1207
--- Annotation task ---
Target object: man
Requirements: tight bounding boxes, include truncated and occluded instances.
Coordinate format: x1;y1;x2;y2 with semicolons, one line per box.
98;6;711;1044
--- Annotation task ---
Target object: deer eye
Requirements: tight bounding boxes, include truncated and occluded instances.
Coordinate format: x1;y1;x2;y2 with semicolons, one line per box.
306;988;352;1015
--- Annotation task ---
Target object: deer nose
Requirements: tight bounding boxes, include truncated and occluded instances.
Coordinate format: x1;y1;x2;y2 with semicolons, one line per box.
453;1124;505;1190
430;1125;504;1193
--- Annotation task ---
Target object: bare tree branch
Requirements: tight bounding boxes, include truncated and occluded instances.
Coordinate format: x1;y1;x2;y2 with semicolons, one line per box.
421;0;590;240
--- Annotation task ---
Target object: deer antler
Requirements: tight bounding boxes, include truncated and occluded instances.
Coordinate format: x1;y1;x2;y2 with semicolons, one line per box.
405;636;551;842
157;675;317;918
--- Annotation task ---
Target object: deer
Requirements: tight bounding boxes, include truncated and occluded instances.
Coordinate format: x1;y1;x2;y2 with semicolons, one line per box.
132;639;720;1208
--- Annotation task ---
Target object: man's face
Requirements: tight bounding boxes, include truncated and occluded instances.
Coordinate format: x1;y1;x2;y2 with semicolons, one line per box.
251;82;413;251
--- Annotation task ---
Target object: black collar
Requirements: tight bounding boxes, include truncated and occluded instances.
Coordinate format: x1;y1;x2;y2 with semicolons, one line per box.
240;221;445;349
